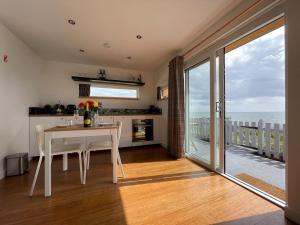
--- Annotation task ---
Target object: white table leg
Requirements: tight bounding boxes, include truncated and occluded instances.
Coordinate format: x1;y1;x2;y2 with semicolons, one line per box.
44;133;52;197
63;154;68;171
112;129;118;183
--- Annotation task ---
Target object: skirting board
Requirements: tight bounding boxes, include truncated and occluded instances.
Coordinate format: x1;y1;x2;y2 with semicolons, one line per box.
285;207;300;224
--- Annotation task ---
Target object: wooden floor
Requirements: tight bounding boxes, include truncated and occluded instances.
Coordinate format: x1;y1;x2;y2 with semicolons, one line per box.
0;146;295;225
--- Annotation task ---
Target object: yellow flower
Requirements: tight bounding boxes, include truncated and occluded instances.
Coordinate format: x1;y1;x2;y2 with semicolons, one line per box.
93;101;99;107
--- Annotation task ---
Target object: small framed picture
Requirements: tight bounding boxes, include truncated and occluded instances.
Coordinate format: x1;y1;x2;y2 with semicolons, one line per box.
157;86;168;100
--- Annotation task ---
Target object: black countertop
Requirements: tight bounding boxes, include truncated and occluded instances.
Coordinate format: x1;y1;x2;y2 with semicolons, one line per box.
29;113;162;117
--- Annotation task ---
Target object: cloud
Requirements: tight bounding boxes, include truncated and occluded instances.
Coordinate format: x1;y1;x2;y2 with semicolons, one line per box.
187;26;285;113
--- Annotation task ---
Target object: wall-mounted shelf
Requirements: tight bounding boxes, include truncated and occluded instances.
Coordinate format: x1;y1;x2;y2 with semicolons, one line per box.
72;76;145;86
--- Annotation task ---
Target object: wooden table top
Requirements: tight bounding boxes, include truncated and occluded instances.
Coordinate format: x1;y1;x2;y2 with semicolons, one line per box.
44;124;117;132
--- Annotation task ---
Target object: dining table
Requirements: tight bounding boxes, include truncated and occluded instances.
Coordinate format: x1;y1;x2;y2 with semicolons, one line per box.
43;124;118;197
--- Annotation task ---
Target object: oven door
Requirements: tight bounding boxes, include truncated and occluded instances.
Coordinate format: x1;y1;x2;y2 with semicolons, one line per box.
132;119;153;142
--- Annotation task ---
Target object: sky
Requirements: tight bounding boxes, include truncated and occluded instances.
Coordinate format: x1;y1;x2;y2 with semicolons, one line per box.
90;86;137;98
188;26;285;113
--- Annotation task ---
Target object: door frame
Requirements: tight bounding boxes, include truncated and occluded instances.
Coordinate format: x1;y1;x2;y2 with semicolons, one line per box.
184;54;216;170
214;21;286;207
183;5;286;207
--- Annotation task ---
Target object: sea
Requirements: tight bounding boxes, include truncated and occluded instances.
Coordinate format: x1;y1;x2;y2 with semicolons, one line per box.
191;112;285;125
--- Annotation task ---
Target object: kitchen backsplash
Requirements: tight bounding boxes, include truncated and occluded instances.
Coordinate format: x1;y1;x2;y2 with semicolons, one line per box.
29;106;162;116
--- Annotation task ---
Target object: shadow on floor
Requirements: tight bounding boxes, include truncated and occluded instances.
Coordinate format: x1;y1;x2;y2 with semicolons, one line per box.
118;170;215;187
227;145;285;169
119;145;173;164
213;210;296;225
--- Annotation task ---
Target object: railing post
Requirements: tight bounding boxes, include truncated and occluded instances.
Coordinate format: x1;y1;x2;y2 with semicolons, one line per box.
227;121;232;145
274;123;280;159
245;122;250;146
258;120;263;155
206;119;210;140
251;122;257;148
199;118;203;139
265;123;271;157
239;121;244;145
233;121;238;144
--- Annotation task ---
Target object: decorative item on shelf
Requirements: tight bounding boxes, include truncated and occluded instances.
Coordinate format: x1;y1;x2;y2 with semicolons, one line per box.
43;104;55;114
97;69;106;80
66;104;76;115
137;74;142;82
54;102;65;114
78;100;101;127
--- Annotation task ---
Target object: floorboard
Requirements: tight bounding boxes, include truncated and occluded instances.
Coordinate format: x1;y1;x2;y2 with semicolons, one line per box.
0;146;295;225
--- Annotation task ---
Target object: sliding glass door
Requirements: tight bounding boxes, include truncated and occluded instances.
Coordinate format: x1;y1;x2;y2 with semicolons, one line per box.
185;59;211;166
223;18;286;202
184;16;286;204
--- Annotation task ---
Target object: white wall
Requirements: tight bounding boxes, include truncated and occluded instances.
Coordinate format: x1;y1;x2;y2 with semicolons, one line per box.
39;61;156;109
0;23;157;179
0;23;43;178
285;0;300;223
154;63;169;148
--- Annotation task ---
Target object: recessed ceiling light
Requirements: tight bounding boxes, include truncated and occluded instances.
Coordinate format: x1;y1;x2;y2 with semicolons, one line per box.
79;49;85;53
126;56;132;60
68;19;76;25
136;35;142;39
103;43;111;48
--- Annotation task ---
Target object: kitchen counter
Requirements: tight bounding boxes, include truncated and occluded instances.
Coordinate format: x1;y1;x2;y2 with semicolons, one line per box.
29;113;162;117
29;113;162;157
29;107;162;117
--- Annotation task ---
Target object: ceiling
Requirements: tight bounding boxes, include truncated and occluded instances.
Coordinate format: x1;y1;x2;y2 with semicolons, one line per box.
0;0;242;71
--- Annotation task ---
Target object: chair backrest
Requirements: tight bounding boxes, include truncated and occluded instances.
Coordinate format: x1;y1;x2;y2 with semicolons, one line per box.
35;124;51;155
116;121;122;146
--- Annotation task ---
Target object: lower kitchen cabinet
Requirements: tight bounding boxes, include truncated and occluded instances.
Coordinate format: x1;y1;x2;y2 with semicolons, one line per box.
29;115;162;157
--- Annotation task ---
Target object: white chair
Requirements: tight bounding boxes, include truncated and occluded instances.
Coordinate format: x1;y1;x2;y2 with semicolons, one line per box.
29;124;84;196
83;121;125;184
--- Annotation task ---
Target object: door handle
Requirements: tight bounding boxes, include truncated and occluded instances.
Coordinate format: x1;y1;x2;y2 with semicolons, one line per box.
215;101;220;112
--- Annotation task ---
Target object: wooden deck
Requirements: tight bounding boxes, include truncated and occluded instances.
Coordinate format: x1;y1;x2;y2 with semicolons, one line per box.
0;145;294;225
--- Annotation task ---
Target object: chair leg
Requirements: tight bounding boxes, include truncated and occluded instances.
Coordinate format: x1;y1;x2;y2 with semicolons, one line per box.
78;152;83;184
117;150;125;177
29;156;43;196
62;154;68;171
87;151;90;170
111;149;113;164
83;151;88;185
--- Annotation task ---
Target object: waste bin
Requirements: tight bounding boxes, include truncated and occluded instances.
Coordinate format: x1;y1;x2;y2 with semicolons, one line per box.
5;153;28;177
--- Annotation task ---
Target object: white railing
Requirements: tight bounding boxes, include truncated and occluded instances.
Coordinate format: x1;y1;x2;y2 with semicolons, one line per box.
189;118;286;162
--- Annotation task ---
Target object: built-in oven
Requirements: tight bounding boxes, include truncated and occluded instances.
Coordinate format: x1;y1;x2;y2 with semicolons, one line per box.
132;119;153;142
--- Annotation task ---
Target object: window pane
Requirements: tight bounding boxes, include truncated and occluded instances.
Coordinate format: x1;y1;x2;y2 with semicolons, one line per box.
186;60;211;165
90;86;138;98
224;25;286;201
